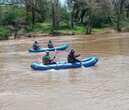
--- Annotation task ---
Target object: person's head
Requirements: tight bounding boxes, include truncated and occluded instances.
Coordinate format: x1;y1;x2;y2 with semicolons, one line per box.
49;40;52;43
70;49;75;54
45;51;49;56
34;41;38;44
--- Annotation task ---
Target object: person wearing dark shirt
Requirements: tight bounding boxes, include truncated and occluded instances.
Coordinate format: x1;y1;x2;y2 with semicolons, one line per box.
67;49;80;63
48;40;54;48
32;41;40;50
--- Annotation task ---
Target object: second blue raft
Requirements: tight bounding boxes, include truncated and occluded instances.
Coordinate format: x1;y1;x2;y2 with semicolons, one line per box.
28;44;69;53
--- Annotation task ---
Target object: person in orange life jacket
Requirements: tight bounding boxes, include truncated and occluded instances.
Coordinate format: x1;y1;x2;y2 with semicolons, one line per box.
67;49;80;63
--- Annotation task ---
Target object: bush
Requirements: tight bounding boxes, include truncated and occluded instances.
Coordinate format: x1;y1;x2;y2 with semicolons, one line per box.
93;16;112;28
26;23;51;33
1;11;16;25
0;27;10;40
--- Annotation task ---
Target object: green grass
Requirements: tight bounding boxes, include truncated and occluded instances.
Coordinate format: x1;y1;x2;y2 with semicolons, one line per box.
55;26;106;34
52;25;86;34
27;23;52;33
93;28;105;33
71;26;85;33
26;22;107;34
24;22;85;35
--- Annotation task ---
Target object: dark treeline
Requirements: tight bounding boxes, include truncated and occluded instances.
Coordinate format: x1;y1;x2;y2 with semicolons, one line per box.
0;0;129;39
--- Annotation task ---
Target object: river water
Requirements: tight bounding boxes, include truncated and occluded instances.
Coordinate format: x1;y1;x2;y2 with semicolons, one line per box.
0;33;129;110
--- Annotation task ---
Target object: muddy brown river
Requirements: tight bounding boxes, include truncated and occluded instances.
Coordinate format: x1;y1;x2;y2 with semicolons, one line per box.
0;33;129;110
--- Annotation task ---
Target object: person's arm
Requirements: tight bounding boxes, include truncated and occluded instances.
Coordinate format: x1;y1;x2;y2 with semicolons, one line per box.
37;43;40;48
42;57;44;64
50;56;56;62
75;54;80;58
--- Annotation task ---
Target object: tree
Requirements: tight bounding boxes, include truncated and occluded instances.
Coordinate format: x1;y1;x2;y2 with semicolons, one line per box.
69;0;98;34
67;0;113;34
67;0;75;28
51;0;60;31
112;0;127;31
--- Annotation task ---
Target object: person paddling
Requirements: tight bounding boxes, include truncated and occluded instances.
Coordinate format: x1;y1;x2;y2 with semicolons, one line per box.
32;41;40;50
48;40;54;48
42;51;56;65
67;49;80;63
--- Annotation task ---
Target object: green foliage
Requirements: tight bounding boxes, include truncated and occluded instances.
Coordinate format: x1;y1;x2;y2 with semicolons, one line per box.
57;24;85;33
60;6;70;26
26;23;52;33
93;15;112;28
1;11;16;25
0;6;26;25
0;27;10;40
72;25;85;33
26;22;86;34
93;28;105;33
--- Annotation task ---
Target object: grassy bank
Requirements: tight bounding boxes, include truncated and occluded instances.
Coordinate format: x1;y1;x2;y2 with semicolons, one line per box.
0;27;10;40
27;23;106;34
0;22;113;40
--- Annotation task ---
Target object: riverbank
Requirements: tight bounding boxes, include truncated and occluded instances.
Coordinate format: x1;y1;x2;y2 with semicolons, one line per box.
7;28;116;40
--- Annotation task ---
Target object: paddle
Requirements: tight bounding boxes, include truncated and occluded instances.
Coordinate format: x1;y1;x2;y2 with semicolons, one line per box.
52;47;57;60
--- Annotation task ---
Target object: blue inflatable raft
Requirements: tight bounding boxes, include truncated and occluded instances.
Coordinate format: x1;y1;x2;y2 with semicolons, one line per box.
28;44;69;52
31;57;98;71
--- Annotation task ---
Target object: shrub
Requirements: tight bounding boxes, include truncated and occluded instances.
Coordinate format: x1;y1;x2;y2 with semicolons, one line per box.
0;27;10;40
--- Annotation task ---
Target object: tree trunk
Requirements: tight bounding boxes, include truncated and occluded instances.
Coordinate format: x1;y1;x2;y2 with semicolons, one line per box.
70;11;74;29
86;23;92;34
14;30;18;39
116;0;126;32
86;10;93;34
25;4;29;20
55;0;59;29
117;12;121;32
32;7;35;25
127;7;129;18
51;1;56;32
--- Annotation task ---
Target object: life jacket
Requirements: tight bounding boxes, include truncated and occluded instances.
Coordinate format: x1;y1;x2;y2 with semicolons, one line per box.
67;53;76;63
42;55;50;65
33;43;39;50
48;42;54;48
